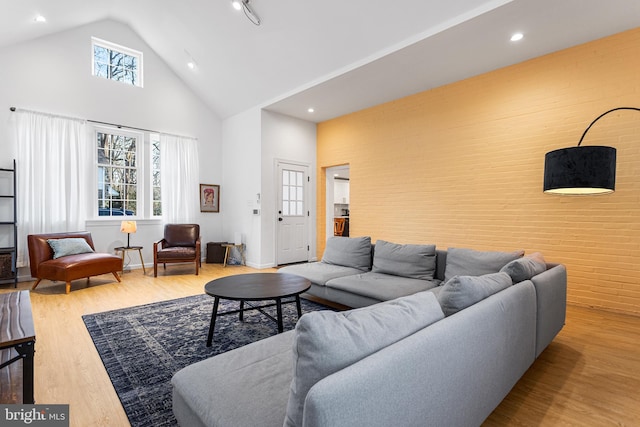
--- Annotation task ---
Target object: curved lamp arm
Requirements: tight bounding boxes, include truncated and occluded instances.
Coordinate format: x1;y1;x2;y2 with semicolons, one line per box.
577;107;640;146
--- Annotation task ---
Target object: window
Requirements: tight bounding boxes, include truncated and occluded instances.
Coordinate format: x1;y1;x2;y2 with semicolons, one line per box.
151;135;162;216
92;37;143;87
97;131;139;217
282;169;304;216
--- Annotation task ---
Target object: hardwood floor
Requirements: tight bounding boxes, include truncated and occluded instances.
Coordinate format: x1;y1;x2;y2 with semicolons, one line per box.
1;265;639;426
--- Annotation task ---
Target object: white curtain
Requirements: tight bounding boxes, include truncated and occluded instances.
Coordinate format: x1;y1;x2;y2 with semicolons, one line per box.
160;134;200;223
11;110;91;266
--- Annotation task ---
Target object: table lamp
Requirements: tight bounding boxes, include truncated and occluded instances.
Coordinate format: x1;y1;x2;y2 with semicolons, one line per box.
120;220;137;248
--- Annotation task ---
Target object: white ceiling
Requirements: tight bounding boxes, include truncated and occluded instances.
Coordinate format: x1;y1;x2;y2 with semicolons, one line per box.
2;0;640;123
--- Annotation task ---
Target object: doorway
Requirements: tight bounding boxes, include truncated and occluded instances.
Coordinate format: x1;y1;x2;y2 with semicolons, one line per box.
276;161;310;265
325;165;350;241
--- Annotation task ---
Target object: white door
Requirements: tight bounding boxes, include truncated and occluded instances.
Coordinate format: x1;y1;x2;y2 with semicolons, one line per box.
276;162;309;265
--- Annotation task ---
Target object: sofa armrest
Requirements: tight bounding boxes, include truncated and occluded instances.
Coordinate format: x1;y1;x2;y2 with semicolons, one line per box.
153;238;167;252
531;264;567;357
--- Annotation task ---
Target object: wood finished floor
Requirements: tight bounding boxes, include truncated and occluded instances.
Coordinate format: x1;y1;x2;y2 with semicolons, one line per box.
1;264;639;427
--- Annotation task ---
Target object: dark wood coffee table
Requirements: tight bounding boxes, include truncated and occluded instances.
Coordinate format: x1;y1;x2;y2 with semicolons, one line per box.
204;272;311;346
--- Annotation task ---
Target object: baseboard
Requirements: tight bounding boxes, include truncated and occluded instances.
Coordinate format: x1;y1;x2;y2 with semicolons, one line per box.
246;261;277;269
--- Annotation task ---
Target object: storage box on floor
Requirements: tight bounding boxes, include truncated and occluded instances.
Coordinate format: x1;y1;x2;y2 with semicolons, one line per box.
206;242;228;264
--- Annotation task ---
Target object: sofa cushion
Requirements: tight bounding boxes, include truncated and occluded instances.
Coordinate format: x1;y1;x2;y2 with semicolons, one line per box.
500;252;547;283
437;272;513;316
157;247;197;261
278;262;364;287
443;247;524;282
47;238;94;259
172;330;295;427
326;272;440;302
321;236;372;271
284;291;444;427
371;240;436;280
37;253;122;281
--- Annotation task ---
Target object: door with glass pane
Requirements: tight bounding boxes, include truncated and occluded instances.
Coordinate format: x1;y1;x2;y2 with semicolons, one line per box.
277;162;309;265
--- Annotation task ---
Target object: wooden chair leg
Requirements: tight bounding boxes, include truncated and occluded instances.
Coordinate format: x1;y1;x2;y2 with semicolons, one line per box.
195;259;199;276
154;263;158;277
31;279;42;290
65;281;72;294
112;272;121;282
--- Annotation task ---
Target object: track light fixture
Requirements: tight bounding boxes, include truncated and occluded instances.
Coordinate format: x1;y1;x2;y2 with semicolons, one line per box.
232;0;261;26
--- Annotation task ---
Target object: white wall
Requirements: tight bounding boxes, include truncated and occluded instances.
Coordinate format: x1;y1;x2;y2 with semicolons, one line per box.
220;109;316;268
261;110;317;265
221;107;262;267
0;19;223;273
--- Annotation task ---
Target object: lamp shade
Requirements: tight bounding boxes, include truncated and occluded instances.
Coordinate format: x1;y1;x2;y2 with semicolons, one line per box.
120;220;137;234
543;146;616;195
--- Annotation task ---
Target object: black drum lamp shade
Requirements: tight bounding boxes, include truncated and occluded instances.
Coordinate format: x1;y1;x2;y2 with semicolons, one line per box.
543;107;640;195
543;146;616;195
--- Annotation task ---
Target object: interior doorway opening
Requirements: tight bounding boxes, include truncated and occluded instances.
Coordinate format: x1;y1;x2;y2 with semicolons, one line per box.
325;165;350;241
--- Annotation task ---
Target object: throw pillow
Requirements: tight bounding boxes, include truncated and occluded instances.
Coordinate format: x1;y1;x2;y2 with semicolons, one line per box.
371;239;436;280
321;236;372;271
47;238;94;259
500;252;547;283
437;272;513;316
443;247;524;282
284;291;444;427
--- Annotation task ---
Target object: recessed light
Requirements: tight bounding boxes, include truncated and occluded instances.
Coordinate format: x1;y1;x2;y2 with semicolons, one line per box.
510;33;524;42
34;15;47;23
307;108;315;113
232;0;242;10
187;61;196;70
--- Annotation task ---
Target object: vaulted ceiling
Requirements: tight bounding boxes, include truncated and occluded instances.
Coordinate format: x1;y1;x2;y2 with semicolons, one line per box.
2;0;640;122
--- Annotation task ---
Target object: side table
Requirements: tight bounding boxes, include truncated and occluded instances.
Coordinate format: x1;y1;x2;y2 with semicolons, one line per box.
221;243;246;267
114;246;146;274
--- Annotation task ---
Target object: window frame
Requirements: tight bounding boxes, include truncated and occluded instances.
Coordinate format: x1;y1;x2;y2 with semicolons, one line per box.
91;37;144;87
93;125;144;219
281;169;305;217
150;133;162;218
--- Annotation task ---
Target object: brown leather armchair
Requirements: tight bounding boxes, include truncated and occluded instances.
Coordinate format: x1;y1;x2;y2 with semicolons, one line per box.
153;224;201;277
28;231;122;294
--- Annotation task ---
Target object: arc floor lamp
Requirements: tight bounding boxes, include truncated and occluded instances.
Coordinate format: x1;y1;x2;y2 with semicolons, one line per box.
543;107;640;195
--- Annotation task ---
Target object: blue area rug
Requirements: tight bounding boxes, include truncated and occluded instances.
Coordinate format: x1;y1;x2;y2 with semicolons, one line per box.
82;294;330;427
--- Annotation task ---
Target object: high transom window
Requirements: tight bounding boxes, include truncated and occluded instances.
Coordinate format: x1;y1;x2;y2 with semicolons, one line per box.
92;37;143;87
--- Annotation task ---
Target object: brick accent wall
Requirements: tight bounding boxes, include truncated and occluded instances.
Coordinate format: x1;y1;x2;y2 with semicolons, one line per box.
317;27;640;316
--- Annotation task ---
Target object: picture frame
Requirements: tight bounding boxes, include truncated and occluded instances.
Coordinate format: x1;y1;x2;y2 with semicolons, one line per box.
200;184;220;212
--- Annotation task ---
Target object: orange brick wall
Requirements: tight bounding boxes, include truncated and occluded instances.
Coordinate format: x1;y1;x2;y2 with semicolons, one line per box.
317;27;640;316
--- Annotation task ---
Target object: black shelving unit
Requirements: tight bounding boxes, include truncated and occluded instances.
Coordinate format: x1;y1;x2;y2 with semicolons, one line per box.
0;159;17;288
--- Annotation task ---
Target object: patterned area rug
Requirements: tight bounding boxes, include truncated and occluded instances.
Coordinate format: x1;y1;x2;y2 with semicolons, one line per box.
82;294;330;427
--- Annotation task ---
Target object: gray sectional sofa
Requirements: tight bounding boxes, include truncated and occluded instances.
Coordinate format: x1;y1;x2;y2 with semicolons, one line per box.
172;237;567;427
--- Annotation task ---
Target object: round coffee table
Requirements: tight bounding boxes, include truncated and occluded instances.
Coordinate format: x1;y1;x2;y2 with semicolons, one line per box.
204;272;311;346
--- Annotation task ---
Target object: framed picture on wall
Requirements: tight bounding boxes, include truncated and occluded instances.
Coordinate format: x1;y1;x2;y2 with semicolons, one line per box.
200;184;220;212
